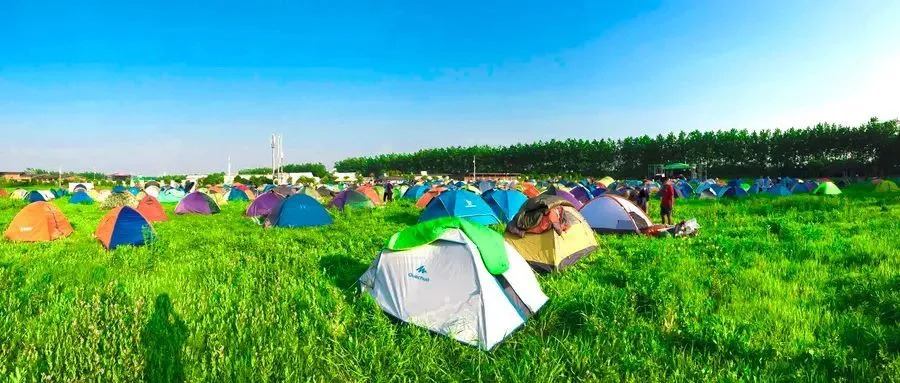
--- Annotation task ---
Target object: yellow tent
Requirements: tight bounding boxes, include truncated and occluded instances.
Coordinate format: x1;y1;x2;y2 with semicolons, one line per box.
874;180;899;192
504;206;598;272
598;176;615;187
10;189;28;200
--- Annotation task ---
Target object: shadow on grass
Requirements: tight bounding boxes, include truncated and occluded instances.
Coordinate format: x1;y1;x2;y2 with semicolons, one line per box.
319;254;370;291
142;294;188;383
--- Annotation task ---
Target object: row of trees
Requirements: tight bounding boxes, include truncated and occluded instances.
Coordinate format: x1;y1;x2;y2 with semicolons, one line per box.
239;163;329;178
335;118;900;179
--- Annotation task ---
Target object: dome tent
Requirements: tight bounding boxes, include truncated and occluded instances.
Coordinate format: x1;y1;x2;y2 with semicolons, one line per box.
874;180;899;192
4;202;74;242
813;181;842;195
27;190;46;203
94;206;157;250
419;190;500;226
11;189;28;200
69;190;95;204
359;217;548;351
416;186;447;208
328;189;375;211
505;197;597;272
157;188;185;203
568;185;592;205
264;194;333;228
227;187;254;201
768;184;792;196
482;189;528;223
580;194;653;234
402;185;427;201
136;195;168;222
721;186;749;198
356;185;385;206
175;192;221;215
244;191;285;217
542;186;583;210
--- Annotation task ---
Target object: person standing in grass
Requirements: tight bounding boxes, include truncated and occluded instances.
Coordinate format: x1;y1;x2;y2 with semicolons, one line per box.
636;179;650;212
383;182;394;203
660;177;675;225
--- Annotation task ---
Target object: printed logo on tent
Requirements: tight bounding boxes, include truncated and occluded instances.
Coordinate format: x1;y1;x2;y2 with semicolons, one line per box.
408;265;430;282
464;199;476;208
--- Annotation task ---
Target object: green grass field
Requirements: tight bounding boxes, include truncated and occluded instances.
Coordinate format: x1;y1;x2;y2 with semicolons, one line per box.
1;187;898;381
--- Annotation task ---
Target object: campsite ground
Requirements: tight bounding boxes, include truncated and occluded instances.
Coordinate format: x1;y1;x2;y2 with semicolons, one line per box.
0;186;898;381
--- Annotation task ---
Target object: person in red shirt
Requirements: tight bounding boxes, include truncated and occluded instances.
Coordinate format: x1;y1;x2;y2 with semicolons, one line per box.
660;177;675;225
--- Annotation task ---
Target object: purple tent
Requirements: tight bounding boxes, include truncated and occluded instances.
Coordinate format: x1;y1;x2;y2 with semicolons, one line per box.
569;185;592;204
244;191;284;217
554;189;583;210
175;192;221;215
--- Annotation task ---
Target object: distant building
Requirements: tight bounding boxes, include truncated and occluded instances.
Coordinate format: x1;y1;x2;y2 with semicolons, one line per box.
0;172;31;182
108;172;131;182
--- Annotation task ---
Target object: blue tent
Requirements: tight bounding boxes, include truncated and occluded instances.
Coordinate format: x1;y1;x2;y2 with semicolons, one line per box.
768;184;792;196
96;206;156;250
477;180;495;193
265;194;333;228
677;181;694;197
712;184;730;198
227;188;251;201
694;182;716;196
69;191;94;204
420;190;500;225
127;187;141;196
402;185;427;200
482;189;527;223
722;186;748;198
27;191;46;203
748;183;764;194
790;181;812;193
590;187;607;197
112;186;127;194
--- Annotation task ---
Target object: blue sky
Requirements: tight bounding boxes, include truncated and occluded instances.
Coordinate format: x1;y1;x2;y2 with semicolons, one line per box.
1;0;898;174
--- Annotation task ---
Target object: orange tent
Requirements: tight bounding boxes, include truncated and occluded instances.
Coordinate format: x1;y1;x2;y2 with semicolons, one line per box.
0;189;7;198
208;185;224;194
356;185;384;206
4;202;73;242
522;183;540;198
136;195;168;222
415;186;447;208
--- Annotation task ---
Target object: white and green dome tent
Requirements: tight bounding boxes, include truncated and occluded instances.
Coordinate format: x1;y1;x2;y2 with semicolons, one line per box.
360;217;547;351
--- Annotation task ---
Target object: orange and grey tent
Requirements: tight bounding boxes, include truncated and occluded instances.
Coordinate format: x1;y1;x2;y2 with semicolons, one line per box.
356;185;384;206
3;202;73;242
95;206;156;250
415;186;447;208
136;195;168;222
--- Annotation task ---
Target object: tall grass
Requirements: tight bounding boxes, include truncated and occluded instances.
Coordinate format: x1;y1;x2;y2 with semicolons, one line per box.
0;186;898;381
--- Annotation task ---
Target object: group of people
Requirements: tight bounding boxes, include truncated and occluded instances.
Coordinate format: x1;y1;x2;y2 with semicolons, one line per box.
634;177;676;226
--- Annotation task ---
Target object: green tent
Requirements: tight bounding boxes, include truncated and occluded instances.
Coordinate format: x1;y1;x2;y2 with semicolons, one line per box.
813;181;842;195
874;180;899;192
663;163;693;170
740;183;751;191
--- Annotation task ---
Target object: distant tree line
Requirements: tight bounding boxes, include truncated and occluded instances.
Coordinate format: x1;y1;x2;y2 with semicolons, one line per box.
335;118;900;179
239;163;329;178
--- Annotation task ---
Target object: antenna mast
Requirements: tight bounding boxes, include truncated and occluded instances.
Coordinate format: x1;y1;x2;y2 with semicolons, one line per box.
271;133;284;184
